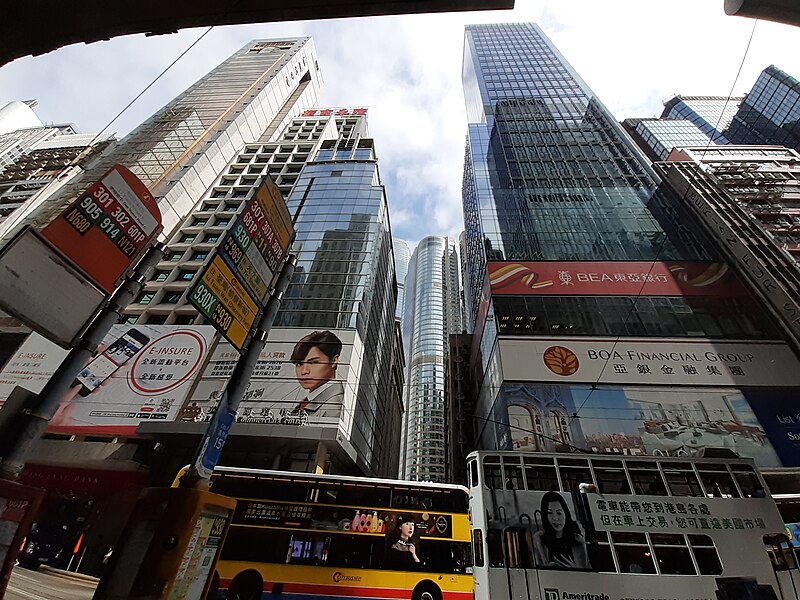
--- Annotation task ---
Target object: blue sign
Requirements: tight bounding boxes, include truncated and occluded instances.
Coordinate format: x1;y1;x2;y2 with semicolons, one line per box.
195;403;236;479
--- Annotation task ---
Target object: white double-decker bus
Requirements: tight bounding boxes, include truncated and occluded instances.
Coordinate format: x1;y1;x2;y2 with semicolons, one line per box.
467;451;800;600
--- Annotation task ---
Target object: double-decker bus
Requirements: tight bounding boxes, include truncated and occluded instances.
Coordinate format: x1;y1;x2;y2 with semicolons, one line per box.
467;451;800;600
207;467;473;600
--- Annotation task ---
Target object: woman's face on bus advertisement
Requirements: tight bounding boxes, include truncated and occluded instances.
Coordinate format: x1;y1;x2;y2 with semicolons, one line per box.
546;501;566;533
400;522;415;538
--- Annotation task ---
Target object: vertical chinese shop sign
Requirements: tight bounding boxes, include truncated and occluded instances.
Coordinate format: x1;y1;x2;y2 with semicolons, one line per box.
41;164;162;294
189;177;293;351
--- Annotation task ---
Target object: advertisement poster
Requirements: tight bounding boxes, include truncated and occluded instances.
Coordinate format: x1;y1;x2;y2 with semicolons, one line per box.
0;325;216;435
488;261;747;297
498;337;800;388
176;328;362;431
494;383;787;467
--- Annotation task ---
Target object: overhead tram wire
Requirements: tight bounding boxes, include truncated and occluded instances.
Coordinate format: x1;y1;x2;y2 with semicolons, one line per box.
568;17;760;424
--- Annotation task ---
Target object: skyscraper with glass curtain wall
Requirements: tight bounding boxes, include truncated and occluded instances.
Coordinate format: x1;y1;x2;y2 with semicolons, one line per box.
402;236;462;482
460;23;798;477
2;38;321;243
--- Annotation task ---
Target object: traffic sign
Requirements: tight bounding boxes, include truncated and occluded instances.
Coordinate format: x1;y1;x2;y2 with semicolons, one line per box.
41;165;162;293
189;176;293;351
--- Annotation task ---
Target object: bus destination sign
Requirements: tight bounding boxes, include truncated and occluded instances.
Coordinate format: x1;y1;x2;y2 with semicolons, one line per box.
189;176;293;351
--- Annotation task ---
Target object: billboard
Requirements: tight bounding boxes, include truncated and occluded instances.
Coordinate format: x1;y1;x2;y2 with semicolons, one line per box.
498;337;800;388
0;325;216;436
176;328;362;432
491;382;792;467
488;261;747;297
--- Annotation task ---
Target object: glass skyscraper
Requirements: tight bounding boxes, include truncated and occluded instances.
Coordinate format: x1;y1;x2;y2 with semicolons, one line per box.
402;236;462;482
131;108;403;478
460;23;796;471
3;38;320;241
393;238;411;321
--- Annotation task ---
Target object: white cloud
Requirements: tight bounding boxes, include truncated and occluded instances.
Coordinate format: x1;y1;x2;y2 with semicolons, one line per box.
1;4;800;243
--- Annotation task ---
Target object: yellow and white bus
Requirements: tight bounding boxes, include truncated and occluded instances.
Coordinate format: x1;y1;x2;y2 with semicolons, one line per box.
467;451;800;600
207;467;473;600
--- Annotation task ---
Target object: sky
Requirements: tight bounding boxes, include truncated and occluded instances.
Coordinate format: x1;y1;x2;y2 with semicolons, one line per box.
1;2;800;250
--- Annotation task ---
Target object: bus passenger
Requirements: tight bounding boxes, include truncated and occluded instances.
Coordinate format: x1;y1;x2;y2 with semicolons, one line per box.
533;491;590;570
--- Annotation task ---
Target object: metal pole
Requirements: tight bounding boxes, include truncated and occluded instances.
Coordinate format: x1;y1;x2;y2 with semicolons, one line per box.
182;253;297;486
0;243;165;480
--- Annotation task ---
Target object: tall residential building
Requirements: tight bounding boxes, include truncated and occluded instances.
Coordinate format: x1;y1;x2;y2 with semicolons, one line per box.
132;107;403;478
2;38;321;245
460;23;800;483
0;131;115;224
402;236;462;482
0;100;77;170
393;238;411;321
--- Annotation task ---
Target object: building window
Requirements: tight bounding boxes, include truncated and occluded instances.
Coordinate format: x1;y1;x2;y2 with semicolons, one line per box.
153;270;170;282
165;251;182;261
136;292;155;305
192;217;208;226
174;315;195;325
203;234;220;244
190;251;208;262
178;271;197;282
214;217;231;227
162;291;183;304
179;234;196;243
146;315;168;325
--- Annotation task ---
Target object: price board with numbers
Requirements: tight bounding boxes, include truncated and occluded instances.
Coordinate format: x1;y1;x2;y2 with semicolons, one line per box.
189;176;293;351
41;164;162;293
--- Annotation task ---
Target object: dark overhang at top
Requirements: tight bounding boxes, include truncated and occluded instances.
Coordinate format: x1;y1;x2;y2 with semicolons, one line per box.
2;0;514;65
725;0;800;28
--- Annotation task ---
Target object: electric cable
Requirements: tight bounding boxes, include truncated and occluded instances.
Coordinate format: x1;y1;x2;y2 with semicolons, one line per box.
568;17;760;423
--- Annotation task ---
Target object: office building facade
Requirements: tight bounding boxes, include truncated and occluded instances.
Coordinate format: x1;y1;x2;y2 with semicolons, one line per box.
460;23;800;475
128;108;403;479
402;236;462;482
4;38;321;245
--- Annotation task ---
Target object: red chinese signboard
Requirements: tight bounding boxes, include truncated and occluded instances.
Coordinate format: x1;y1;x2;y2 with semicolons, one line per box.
488;261;749;297
41;165;162;293
300;108;367;117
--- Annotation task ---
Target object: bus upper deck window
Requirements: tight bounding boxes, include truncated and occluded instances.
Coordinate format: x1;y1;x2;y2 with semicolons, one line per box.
523;457;558;492
469;460;479;488
557;457;592;493
662;463;704;497
731;464;766;498
628;463;667;496
484;456;503;490
697;465;740;498
502;457;524;490
592;459;631;495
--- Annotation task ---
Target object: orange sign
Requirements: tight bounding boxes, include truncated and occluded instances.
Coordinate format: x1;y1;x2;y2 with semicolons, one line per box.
41;165;161;293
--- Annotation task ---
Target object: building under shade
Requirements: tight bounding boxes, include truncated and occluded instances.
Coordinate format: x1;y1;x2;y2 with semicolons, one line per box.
459;23;800;489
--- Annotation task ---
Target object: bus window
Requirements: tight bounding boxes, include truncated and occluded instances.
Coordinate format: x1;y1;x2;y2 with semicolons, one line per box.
469;460;479;489
484;456;503;490
587;531;616;573
662;463;704;497
557;457;593;493
592;460;631;495
473;529;485;567
731;464;766;498
419;541;472;574
650;534;696;575
611;532;656;574
504;463;524;490
628;463;667;496
487;529;505;567
688;535;723;575
523;456;558;491
504;528;534;569
697;465;740;498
